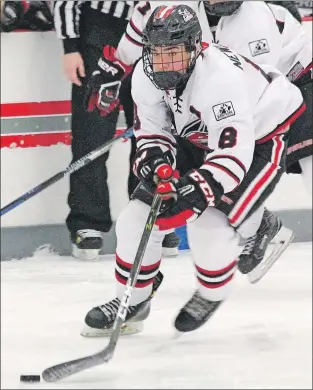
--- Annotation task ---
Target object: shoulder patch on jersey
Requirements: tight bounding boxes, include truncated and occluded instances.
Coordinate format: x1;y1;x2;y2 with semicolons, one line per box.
213;102;235;121
248;39;270;57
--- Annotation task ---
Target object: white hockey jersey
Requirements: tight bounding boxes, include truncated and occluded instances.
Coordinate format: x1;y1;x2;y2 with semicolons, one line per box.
116;1;312;81
132;45;304;194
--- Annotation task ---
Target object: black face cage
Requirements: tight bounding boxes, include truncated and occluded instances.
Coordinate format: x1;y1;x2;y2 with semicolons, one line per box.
143;37;201;91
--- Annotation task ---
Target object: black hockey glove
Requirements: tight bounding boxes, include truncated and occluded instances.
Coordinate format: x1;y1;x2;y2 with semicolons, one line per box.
155;169;224;230
133;147;176;192
22;1;54;31
0;1;25;32
84;45;132;117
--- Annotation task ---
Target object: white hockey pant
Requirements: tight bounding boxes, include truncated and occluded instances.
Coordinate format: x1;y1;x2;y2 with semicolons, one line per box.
115;199;241;305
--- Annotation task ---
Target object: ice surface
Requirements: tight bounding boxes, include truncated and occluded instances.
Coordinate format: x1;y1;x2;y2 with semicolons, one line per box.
1;243;312;389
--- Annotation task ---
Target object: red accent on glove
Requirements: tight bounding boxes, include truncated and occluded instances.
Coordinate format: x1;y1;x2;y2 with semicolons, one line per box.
99;98;120;117
173;169;180;179
87;91;98;113
155;163;173;181
156;181;176;201
103;45;133;77
87;91;120;117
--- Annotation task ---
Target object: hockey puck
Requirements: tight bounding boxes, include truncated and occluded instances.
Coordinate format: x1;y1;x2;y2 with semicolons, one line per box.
20;375;41;383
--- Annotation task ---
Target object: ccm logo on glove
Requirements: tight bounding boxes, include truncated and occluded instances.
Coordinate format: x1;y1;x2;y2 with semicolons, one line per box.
189;170;215;207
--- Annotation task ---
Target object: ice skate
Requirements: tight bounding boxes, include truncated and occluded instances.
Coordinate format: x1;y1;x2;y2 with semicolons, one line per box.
81;271;163;337
238;209;294;283
175;290;222;333
71;229;103;261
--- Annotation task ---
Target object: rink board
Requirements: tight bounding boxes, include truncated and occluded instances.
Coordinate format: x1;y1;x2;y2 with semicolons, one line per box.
1;207;312;260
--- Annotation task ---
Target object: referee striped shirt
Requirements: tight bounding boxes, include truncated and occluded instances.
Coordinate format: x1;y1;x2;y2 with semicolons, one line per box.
54;1;137;53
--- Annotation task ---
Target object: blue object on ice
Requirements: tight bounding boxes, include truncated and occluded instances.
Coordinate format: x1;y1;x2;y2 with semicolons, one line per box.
175;225;190;251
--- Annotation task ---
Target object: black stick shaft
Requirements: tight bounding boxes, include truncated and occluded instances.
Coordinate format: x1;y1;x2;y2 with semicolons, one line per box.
42;194;162;382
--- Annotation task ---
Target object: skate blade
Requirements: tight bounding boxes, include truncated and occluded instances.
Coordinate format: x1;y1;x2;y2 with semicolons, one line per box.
72;245;100;261
248;226;294;284
173;330;183;340
80;321;144;337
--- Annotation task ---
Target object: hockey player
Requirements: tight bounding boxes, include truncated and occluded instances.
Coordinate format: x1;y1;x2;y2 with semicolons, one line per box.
88;0;312;282
266;1;302;22
83;5;304;335
189;0;312;281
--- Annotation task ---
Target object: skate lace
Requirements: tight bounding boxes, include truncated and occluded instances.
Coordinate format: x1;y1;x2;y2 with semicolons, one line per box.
77;229;102;239
99;298;121;322
99;298;135;322
184;291;213;321
241;234;257;256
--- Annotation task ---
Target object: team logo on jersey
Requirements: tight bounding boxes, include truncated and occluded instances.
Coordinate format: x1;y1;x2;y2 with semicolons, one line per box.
181;118;211;150
249;39;270;57
213;102;235;122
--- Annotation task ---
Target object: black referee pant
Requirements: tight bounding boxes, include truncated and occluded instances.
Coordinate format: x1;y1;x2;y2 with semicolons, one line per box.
67;25;125;235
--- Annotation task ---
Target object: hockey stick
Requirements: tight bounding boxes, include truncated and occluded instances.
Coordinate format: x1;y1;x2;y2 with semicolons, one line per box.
0;127;133;217
42;193;162;382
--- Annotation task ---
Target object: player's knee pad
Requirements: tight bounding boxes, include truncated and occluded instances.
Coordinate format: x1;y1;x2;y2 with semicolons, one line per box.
188;208;240;301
